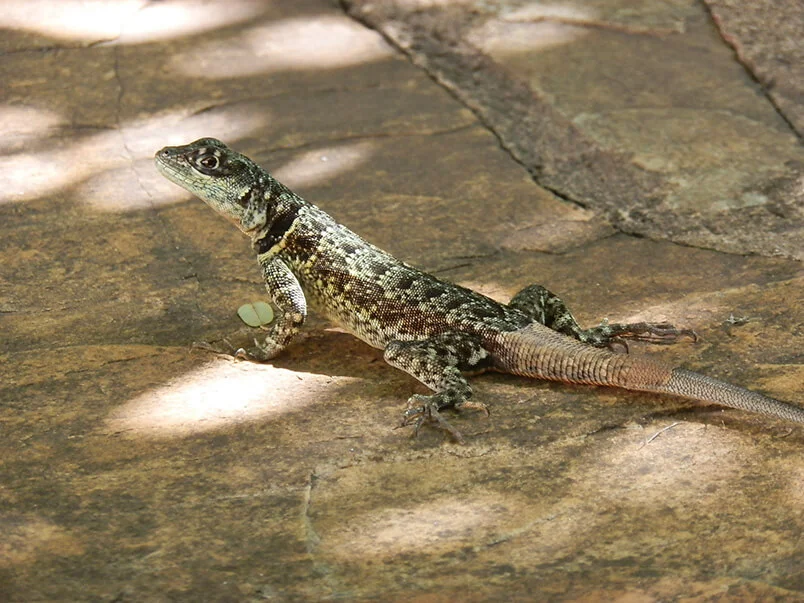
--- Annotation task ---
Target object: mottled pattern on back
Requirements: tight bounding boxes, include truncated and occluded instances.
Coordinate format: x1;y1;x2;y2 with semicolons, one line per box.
276;204;523;348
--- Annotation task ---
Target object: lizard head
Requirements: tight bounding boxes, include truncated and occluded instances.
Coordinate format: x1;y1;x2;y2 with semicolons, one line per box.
154;138;271;235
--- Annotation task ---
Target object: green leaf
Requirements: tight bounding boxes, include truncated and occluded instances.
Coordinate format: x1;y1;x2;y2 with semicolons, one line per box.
237;302;274;327
237;304;261;327
253;301;274;325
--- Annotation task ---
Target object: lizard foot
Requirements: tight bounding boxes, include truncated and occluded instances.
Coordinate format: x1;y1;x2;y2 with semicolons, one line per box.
191;339;239;358
456;399;490;417
232;338;282;362
602;322;697;353
399;396;465;443
190;338;280;362
398;395;490;443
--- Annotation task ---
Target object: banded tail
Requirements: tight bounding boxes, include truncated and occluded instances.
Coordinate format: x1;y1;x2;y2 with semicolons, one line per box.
494;324;804;424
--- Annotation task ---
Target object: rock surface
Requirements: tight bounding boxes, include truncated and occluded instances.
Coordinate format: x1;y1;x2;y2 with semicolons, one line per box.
1;0;802;600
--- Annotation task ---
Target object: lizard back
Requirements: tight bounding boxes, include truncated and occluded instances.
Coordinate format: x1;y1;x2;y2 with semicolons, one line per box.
275;203;528;349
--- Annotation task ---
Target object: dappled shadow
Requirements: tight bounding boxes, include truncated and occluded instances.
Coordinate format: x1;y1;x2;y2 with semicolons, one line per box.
2;1;803;601
0;1;266;45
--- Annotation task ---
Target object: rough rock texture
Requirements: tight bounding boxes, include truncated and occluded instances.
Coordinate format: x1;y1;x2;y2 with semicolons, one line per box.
703;0;804;137
1;0;802;601
343;0;804;260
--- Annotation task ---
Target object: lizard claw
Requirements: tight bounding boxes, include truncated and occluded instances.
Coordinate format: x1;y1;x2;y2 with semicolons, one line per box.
191;339;239;358
230;338;282;362
456;399;490;417
190;339;278;363
399;395;466;443
604;322;697;351
398;394;490;443
233;347;251;361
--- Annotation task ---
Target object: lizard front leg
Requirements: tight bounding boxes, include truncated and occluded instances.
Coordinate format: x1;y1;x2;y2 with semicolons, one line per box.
384;332;492;442
508;284;695;350
238;255;307;361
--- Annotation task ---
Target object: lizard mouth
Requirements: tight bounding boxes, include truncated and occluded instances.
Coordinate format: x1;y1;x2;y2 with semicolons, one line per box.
154;147;189;181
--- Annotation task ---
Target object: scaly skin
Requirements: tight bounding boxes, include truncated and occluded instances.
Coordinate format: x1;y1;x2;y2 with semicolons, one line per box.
155;138;804;441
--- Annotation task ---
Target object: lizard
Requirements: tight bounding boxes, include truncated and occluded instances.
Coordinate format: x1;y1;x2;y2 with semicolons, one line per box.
154;138;804;441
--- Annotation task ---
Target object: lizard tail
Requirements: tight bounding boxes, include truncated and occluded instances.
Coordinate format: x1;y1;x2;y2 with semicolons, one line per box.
495;325;804;424
656;368;804;424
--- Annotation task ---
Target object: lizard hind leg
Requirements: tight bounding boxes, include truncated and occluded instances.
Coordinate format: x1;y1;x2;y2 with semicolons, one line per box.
508;284;696;350
384;332;491;442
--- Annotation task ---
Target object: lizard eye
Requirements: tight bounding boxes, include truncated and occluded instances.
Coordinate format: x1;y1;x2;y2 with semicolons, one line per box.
197;154;220;171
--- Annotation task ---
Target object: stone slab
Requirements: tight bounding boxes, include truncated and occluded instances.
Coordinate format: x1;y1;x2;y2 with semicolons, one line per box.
344;0;804;259
1;0;802;601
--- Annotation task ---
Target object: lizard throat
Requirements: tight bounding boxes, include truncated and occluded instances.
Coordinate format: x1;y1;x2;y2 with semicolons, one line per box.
254;206;301;254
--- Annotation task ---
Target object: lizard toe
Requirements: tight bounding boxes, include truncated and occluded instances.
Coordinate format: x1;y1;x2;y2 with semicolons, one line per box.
456;399;490;417
399;395;465;443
